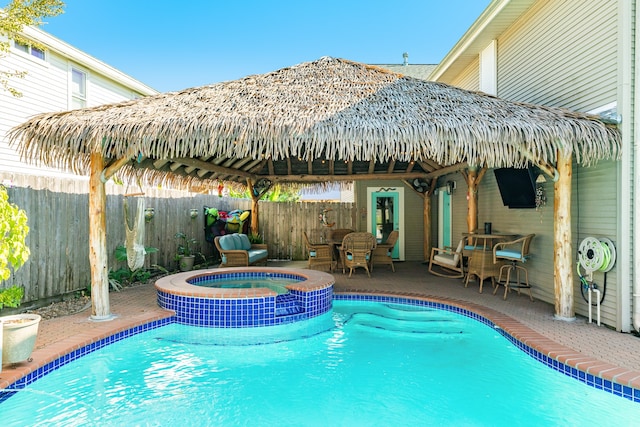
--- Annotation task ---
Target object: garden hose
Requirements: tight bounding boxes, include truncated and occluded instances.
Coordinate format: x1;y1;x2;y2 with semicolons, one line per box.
577;237;616;306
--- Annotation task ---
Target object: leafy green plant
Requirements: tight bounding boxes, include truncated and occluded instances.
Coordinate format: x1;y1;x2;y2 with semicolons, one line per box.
248;232;263;244
0;185;30;281
174;232;198;257
110;245;160;290
0;285;24;310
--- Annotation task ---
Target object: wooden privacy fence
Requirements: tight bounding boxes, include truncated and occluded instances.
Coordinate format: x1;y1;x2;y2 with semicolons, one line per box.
2;176;354;305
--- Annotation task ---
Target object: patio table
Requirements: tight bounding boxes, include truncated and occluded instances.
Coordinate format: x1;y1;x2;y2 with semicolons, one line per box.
463;233;515;293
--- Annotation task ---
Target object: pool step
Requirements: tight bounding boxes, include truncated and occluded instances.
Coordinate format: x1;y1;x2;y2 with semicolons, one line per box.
275;293;304;317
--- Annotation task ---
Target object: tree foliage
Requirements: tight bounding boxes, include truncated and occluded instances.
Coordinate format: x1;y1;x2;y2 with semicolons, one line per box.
1;0;64;96
0;185;30;281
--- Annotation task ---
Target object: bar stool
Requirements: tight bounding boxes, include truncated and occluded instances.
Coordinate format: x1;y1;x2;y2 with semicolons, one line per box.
492;234;535;301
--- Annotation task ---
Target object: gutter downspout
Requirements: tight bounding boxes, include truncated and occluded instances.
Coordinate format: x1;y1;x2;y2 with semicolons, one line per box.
627;0;639;332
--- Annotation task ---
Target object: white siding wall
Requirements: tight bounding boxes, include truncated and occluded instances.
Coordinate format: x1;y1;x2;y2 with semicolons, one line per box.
448;58;480;91
444;0;622;328
1;41;146;178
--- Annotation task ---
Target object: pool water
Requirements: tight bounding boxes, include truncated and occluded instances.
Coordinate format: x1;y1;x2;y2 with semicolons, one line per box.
194;277;299;294
194;275;300;295
2;301;639;426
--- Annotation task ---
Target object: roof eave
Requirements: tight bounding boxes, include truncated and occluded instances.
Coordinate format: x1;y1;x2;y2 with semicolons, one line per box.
22;26;159;96
429;0;537;83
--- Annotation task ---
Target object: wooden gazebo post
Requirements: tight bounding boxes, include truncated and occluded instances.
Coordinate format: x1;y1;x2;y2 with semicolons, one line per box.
88;152;111;320
462;167;486;232
88;152;134;320
554;149;575;320
246;178;272;236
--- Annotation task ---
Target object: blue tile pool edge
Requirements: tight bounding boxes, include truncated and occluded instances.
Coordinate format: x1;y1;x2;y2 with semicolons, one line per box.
0;316;175;403
3;294;639;405
334;294;640;404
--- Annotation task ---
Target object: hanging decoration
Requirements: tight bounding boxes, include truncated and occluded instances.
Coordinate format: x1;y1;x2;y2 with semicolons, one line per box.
319;208;335;227
535;184;546;211
217;184;224;198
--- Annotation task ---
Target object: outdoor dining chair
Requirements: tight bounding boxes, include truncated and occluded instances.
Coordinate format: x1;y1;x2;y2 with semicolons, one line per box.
341;232;376;277
372;230;399;272
303;231;333;272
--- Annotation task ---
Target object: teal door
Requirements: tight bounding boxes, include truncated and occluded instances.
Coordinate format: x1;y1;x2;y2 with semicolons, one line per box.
439;190;452;248
371;191;399;258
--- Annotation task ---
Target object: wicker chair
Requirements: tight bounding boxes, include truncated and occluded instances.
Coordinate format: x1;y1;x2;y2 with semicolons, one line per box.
328;228;354;270
341;232;376;277
372;230;399;272
493;234;536;300
428;238;465;279
303;231;333;271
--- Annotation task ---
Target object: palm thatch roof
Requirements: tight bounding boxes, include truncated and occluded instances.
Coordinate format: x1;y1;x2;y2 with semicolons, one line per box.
9;56;620;190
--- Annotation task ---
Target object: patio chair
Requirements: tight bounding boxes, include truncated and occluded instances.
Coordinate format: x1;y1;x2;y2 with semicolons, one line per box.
372;230;399;272
328;228;354;270
428;238;465;279
341;232;376;277
492;234;536;301
303;231;333;272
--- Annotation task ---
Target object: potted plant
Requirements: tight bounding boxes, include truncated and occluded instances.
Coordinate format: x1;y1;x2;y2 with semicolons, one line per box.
0;285;41;369
174;232;200;271
0;185;40;371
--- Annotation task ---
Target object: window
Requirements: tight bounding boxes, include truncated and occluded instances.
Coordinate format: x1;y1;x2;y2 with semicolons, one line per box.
71;68;87;109
13;41;46;60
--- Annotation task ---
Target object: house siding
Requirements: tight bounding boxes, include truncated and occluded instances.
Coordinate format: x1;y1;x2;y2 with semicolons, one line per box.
494;0;620;327
0;32;155;178
449;58;480;91
497;0;617;109
355;179;425;261
434;0;625;329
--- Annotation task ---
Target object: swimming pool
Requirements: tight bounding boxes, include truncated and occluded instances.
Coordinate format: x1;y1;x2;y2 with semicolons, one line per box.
2;298;639;425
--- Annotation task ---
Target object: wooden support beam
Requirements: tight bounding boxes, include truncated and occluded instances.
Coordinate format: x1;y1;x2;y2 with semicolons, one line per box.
267;171;440;183
101;155;133;182
424;162;468;179
554;149;574;320
172;157;256;179
387;160;396;174
89;152;112;320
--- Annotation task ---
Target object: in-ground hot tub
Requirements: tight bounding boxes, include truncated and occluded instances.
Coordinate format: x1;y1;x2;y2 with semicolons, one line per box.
155;267;334;327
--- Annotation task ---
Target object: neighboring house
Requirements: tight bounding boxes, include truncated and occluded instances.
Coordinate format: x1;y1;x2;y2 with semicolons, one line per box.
0;25;158;180
427;0;633;331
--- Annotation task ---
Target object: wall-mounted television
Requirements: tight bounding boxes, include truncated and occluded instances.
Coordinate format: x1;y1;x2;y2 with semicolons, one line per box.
494;166;537;209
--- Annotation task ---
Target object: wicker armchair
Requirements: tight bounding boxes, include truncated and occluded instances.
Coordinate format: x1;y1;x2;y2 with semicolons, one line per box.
341;232;376;277
303;231;333;271
372;230;399;272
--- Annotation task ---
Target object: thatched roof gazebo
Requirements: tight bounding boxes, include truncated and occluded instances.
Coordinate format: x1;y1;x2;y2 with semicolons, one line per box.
9;57;620;320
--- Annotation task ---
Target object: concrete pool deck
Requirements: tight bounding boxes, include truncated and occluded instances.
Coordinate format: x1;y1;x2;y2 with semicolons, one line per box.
2;260;640;392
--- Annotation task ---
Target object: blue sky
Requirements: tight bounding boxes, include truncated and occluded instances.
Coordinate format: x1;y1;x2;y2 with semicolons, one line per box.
35;0;491;93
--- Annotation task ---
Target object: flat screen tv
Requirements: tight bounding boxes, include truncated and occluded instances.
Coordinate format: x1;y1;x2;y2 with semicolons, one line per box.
494;166;537;209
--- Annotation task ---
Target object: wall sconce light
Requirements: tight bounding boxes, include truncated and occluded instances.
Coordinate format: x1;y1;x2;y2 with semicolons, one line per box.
190;209;199;219
144;207;155;223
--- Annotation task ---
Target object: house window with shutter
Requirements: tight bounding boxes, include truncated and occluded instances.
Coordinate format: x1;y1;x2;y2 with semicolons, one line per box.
71;68;87;109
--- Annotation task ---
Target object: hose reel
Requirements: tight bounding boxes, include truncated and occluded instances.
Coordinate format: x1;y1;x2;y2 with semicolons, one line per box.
577;236;616;277
577;237;616;325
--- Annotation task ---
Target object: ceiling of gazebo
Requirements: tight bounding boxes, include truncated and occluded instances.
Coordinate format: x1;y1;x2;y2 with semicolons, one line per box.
9;57;620;191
